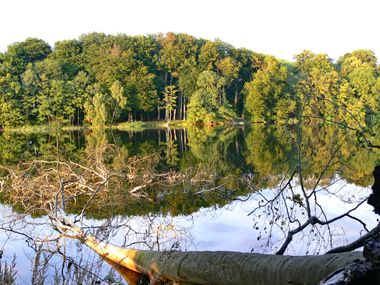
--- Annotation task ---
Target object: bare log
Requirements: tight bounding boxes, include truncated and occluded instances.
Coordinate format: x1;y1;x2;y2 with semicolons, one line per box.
54;216;362;285
83;237;363;285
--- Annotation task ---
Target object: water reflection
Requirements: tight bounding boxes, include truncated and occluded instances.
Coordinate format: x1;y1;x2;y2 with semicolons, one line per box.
1;181;375;284
1;124;378;188
0;123;379;283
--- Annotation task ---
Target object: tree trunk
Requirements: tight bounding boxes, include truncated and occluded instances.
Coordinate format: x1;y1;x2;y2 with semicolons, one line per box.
183;98;187;120
78;233;361;285
157;102;161;120
234;88;239;109
50;164;380;285
178;92;182;120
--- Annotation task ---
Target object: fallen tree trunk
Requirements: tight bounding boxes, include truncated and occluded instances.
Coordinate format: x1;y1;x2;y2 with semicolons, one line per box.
57;218;362;285
51;166;380;284
97;246;361;285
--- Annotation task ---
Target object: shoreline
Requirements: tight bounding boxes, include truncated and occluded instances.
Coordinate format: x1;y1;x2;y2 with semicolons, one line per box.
0;119;246;134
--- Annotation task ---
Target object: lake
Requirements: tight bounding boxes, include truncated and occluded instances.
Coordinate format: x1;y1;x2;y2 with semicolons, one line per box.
0;123;379;284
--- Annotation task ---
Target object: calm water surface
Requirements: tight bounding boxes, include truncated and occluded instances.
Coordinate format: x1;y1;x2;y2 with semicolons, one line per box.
0;124;379;283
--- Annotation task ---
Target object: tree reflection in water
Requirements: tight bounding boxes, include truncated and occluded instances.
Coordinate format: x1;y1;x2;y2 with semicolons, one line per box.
0;121;379;283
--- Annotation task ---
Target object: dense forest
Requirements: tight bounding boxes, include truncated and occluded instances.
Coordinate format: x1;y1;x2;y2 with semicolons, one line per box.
0;32;379;128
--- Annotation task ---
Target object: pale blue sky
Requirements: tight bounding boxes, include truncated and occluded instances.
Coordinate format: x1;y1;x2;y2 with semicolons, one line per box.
1;0;379;61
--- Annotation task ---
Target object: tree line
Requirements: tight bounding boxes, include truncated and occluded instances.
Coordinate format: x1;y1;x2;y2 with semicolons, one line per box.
0;33;379;128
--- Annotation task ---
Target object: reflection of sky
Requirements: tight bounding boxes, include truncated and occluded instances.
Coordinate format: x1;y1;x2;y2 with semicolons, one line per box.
176;204;257;252
0;205;42;284
0;205;106;284
0;178;378;282
171;179;377;255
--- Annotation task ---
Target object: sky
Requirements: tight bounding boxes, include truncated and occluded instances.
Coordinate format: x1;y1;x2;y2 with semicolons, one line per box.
0;0;379;61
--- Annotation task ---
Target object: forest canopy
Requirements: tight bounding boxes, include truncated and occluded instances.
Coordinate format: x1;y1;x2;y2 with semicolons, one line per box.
0;33;379;128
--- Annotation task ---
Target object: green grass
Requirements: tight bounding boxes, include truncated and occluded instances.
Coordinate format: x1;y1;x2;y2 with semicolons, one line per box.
1;120;192;134
0;118;246;134
112;120;191;130
2;124;84;134
110;121;145;131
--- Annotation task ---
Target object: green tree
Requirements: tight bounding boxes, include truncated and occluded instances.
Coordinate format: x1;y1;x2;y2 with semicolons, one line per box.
50;39;83;79
244;56;289;122
337;50;378;126
216;56;241;87
157;33;200;120
187;71;235;124
198;40;219;71
110;80;127;123
126;65;158;120
162;85;178;122
178;58;200;119
0;38;51;126
1;33;378;130
371;77;380;122
230;49;263;114
5;38;51;71
157;32;184;84
21;63;41;123
84;92;111;126
69;71;92;125
84;84;112;126
295;50;340;120
37;79;75;124
338;49;377;77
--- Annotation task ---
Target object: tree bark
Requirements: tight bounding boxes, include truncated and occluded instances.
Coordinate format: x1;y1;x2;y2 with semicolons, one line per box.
79;233;361;285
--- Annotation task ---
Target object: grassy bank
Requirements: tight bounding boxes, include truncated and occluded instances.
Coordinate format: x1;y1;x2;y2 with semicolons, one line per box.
1;124;84;134
1;120;193;134
112;120;192;130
